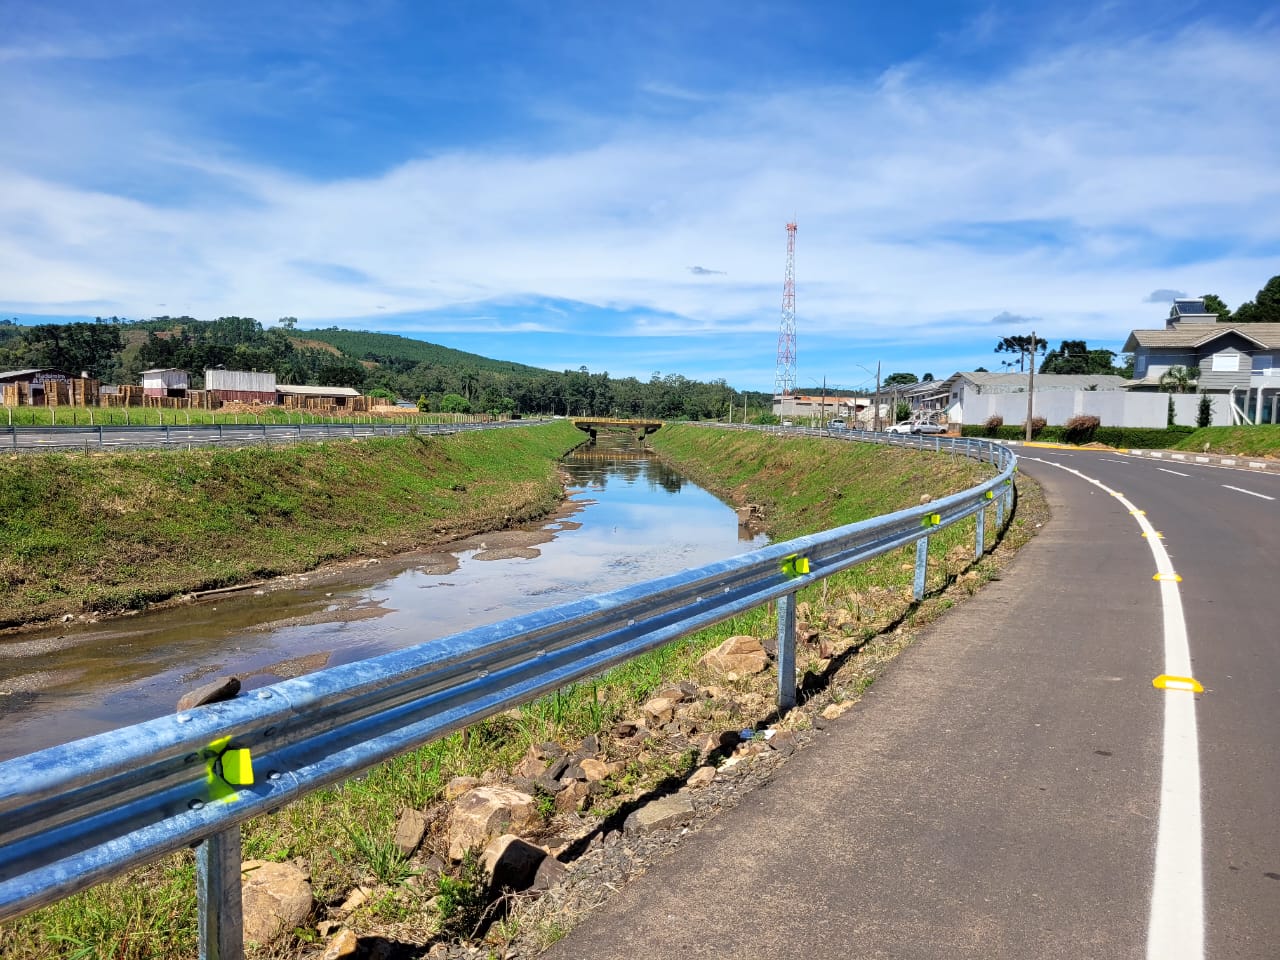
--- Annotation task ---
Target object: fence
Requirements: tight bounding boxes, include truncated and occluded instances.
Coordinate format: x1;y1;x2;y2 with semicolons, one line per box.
0;418;531;454
0;428;1016;959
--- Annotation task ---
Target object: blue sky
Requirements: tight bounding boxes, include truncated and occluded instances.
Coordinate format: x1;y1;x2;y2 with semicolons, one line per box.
2;1;1278;393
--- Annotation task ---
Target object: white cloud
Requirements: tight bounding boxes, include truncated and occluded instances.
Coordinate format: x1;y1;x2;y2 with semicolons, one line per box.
1;20;1277;380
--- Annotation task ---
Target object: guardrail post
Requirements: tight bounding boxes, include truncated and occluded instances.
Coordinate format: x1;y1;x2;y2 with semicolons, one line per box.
974;506;986;559
776;592;797;711
97;426;104;448
913;537;929;601
196;826;244;960
995;491;1005;531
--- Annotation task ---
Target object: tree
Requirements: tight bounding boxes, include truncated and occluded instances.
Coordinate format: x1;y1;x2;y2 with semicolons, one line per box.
994;335;1046;372
440;393;471;414
921;373;934;382
1232;275;1280;323
1039;340;1121;376
882;372;918;387
278;316;299;330
894;400;911;422
1200;295;1231;322
1168;395;1176;427
1197;392;1213;429
1159;365;1199;394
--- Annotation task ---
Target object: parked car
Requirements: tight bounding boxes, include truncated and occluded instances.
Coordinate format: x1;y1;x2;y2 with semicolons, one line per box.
886;418;945;435
827;418;847;430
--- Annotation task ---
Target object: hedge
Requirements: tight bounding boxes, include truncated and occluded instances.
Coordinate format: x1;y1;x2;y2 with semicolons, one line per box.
960;424;1195;448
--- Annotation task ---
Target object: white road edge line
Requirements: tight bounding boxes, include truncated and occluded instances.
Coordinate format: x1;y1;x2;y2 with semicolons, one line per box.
1023;457;1204;960
1156;468;1191;477
1221;484;1275;501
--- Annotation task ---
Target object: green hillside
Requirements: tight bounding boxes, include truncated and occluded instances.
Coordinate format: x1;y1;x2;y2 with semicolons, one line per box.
299;327;548;376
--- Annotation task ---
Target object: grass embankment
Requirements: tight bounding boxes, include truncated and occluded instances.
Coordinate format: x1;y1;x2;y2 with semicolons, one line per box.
0;421;585;629
1170;424;1280;457
4;426;1042;959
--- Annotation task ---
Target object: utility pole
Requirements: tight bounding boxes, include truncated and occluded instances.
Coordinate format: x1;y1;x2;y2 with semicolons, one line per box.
1024;331;1037;441
874;361;882;432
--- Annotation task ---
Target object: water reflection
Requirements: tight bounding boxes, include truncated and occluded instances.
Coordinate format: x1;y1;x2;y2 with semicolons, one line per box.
0;437;766;759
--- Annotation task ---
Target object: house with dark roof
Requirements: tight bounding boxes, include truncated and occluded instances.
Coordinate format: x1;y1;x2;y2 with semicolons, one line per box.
1122;298;1280;424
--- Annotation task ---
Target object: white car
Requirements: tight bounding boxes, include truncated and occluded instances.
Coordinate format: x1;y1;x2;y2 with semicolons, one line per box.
886;419;945;435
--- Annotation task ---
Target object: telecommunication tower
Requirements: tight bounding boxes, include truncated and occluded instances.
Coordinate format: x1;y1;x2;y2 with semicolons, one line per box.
774;221;797;396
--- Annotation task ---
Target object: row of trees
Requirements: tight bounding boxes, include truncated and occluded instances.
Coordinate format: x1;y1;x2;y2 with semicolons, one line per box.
0;316;773;420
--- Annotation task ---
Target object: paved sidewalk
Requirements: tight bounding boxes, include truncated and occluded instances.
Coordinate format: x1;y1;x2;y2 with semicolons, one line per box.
543;465;1165;960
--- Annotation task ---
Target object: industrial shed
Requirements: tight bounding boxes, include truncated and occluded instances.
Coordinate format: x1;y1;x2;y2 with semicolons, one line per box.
141;368;190;398
205;369;278;404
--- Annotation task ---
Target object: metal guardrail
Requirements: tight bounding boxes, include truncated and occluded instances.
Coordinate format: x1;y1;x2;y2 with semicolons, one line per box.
0;429;1016;957
0;417;540;453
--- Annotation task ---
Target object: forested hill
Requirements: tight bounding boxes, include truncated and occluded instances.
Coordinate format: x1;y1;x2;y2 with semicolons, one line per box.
298;328;548;377
0;316;771;420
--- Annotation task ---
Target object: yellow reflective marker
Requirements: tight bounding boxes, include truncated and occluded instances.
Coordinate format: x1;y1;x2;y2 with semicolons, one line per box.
205;735;254;802
920;513;942;528
1142;532;1164;539
780;554;810;578
1153;675;1204;693
1153;572;1182;582
984;490;994;499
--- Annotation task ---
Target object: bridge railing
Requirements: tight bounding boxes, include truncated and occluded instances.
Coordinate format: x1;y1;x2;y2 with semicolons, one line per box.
0;429;1016;958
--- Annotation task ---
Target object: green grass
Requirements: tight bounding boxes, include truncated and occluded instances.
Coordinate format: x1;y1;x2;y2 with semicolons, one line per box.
1171;425;1280;457
0;421;585;627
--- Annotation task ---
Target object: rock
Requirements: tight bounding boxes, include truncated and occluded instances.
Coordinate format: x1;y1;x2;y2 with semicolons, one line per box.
830;608;855;628
698;730;742;758
687;766;717;789
392;807;427;857
545;754;571;780
612;720;641;738
625;795;696;835
241;860;313;949
444;776;482;801
320;927;359;959
176;676;241;712
555;780;591;813
534;773;566;794
577;758;612;782
821;702;852;721
578;734;600;757
768;731;798;758
699;635;769;680
482;835;547;893
531;854;568;893
445;786;540;861
642;695;681;727
337;885;372;915
920;493;933;504
512;746;550;780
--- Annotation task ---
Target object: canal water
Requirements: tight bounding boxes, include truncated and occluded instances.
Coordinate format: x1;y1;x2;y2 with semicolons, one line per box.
0;439;767;761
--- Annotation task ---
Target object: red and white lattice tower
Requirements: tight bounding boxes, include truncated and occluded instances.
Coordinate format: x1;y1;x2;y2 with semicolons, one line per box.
774;221;798;396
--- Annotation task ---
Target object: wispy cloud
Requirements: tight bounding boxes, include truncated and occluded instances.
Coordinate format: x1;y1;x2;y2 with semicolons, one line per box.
0;10;1277;385
1145;288;1188;303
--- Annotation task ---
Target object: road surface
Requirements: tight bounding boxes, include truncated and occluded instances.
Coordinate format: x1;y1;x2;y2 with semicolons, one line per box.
543;447;1279;960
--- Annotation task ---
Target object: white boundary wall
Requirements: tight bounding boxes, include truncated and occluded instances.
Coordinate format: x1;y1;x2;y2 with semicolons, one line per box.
961;391;1233;428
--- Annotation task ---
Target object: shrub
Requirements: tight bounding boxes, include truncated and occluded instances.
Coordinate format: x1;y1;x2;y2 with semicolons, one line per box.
983;414;1004;436
1024;416;1047;437
1062;414;1101;444
1197;393;1213;429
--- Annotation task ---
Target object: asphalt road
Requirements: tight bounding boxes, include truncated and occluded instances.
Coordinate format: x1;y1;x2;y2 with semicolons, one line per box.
543;447;1279;960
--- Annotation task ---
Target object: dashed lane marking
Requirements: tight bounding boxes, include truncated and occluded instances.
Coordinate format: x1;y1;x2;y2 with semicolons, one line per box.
1221;484;1275;501
1156;468;1191;477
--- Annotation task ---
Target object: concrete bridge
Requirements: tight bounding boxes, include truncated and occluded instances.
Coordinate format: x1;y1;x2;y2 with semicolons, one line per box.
570;417;663;442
